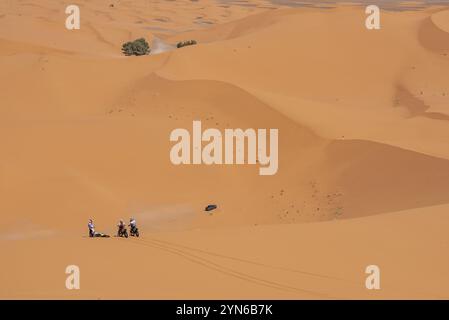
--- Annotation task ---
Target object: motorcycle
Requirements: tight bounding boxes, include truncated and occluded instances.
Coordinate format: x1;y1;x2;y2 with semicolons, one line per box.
117;226;128;238
130;225;139;237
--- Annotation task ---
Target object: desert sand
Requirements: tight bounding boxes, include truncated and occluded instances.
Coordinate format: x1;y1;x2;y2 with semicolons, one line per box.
0;0;448;299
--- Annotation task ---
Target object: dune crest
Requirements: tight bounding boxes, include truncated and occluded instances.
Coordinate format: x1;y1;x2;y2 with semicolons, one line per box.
418;9;449;53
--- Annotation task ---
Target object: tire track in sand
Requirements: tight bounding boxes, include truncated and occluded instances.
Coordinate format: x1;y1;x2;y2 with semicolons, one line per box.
118;237;340;298
147;237;354;283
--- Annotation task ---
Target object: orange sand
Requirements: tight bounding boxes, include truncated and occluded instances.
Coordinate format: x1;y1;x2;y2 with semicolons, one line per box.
0;0;448;299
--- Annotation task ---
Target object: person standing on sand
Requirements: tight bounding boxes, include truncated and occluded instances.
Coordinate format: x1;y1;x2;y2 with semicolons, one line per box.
88;219;95;237
87;219;110;238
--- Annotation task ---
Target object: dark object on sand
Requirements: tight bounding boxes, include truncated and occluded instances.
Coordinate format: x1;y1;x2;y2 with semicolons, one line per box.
205;204;217;212
93;232;110;238
121;38;150;56
177;40;197;49
89;229;109;238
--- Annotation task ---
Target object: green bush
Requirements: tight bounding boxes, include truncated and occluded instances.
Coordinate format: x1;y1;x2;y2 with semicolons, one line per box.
121;38;150;56
176;40;197;49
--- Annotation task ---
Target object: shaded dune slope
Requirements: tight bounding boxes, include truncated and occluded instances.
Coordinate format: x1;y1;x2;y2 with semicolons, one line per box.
418;9;449;54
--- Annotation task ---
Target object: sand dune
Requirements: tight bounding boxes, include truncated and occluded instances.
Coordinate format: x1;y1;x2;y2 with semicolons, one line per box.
419;9;449;53
1;0;449;299
158;7;449;156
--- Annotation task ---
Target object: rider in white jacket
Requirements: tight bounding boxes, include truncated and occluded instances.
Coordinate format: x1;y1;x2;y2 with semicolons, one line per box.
88;219;95;237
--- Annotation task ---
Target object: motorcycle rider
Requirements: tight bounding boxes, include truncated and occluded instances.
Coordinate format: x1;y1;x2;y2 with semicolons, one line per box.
129;217;137;230
129;217;139;236
117;219;126;236
88;219;95;237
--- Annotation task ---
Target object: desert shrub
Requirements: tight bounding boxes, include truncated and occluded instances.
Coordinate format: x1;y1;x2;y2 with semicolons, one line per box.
121;38;150;56
176;40;197;48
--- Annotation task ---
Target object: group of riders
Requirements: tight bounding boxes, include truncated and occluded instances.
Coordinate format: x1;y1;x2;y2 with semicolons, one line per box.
88;218;139;238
